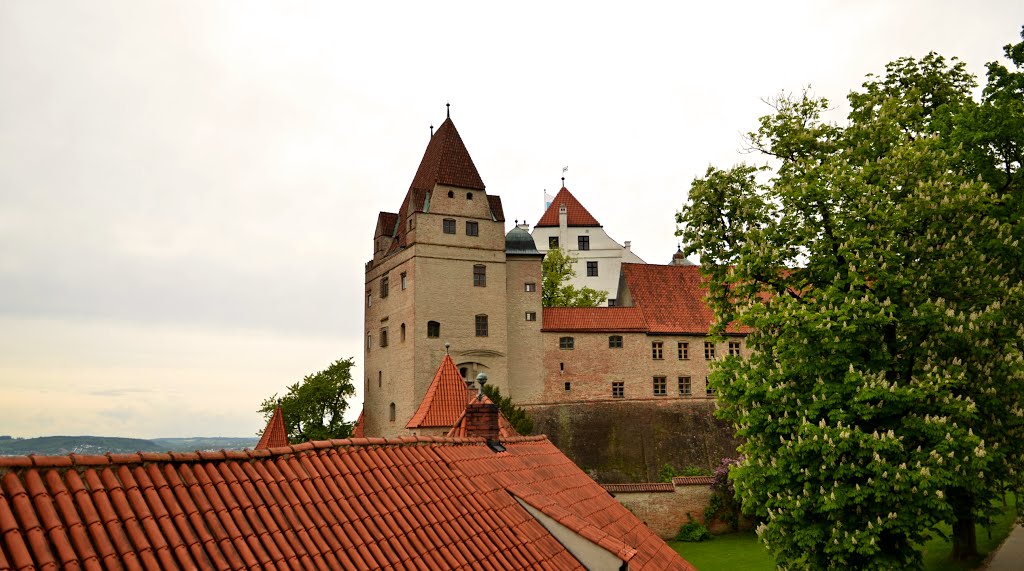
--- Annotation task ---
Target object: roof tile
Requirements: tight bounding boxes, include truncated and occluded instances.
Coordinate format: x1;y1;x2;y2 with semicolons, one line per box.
542;307;648;332
621;263;752;335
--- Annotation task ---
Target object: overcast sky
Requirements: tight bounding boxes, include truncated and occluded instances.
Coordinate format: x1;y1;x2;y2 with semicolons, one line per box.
2;1;1021;439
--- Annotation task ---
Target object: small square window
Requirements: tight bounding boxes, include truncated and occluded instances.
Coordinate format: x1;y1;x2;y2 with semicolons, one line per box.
651;341;663;360
679;376;692;396
578;235;590;251
525;311;537;321
564;382;571;391
608;335;623;348
705;342;716;360
427;321;440;338
475;315;489;337
653;376;667;396
443;218;456;234
559;336;575;350
729;341;741;356
607;298;616;307
525;282;536;292
549;236;559;248
400;272;407;290
678;342;689;360
473;265;486;287
612;381;624;399
586;261;598;277
466;221;479;236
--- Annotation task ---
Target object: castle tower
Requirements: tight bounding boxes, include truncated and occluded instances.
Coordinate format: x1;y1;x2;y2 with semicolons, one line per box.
363;115;514;437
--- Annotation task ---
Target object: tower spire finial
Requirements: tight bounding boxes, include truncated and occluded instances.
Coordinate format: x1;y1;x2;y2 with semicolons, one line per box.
446;102;450;118
430;124;434;137
562;166;568;188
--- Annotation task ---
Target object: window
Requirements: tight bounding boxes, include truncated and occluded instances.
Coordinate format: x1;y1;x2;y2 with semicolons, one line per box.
366;333;372;350
473;265;486;287
653;376;667;396
466;192;473;200
400;272;407;290
612;381;624;399
466;221;479;236
729;341;741;356
560;362;564;371
608;298;616;307
578;236;590;251
705;342;716;360
525;311;537;321
447;190;454;198
427;321;440;338
549;236;559;248
559;336;575;350
524;282;536;292
400;323;406;342
366;291;371;307
678;342;689;360
706;377;715;396
608;335;623;348
378;371;382;388
443;218;456;234
564;382;571;391
380;276;389;298
379;328;388;347
475;314;489;337
389;402;396;422
586;261;598;277
679;376;692;396
651;341;664;360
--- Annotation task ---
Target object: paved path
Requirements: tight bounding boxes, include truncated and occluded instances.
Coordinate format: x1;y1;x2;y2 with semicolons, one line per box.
985;523;1024;570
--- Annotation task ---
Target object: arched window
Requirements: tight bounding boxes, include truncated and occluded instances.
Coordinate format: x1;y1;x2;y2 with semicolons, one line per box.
466;192;473;200
389;402;396;422
447;190;454;198
427;321;440;338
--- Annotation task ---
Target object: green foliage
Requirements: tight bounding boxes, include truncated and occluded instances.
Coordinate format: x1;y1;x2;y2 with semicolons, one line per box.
675;516;713;542
704;457;743;532
676;28;1024;571
659;463;678;482
660;464;713;482
259;357;356;443
481;383;534;435
541;247;609;307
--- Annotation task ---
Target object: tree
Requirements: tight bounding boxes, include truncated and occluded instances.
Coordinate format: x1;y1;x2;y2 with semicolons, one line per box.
676;30;1024;570
481;383;534;435
259;357;357;443
541;247;609;307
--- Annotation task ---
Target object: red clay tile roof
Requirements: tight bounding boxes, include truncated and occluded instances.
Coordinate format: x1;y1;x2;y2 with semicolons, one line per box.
446;393;520;439
409;118;485;194
602;483;676;493
535;186;601;228
255;405;288;449
376;211;399;237
621;263;751;335
407;354;470;428
351;409;365;438
486;195;505;222
672;476;715;486
542;307;648;332
0;436;694;570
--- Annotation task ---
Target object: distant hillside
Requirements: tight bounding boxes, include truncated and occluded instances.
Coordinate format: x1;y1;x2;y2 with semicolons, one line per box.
0;435;259;456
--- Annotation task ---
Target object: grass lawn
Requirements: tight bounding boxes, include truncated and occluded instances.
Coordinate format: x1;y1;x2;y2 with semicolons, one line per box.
670;496;1018;571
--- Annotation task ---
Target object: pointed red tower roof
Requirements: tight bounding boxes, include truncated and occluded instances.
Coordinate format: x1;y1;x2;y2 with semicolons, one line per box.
409;117;485;193
255;405;289;449
535;186;602;227
351;408;365;438
407;353;470;428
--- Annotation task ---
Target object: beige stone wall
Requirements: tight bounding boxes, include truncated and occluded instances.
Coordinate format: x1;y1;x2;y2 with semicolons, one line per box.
611;485;737;540
504;256;545;403
532;331;747;404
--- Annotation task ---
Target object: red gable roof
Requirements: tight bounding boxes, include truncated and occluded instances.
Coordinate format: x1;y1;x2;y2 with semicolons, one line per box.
407;354;470;428
409;118;485;193
0;437;694;570
351;409;365;438
535;186;601;228
542;307;648;332
621;263;750;335
254;405;288;449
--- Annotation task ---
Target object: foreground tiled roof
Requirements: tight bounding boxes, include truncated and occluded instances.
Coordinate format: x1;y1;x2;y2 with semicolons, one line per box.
254;406;288;450
542;307;648;332
409;118;485;194
535;187;601;228
407;354;468;428
0;436;694;570
621;263;750;335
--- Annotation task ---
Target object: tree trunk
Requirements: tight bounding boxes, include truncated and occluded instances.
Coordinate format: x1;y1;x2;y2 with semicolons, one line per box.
949;488;979;561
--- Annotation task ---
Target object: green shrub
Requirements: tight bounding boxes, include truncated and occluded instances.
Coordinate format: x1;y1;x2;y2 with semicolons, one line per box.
675;515;712;542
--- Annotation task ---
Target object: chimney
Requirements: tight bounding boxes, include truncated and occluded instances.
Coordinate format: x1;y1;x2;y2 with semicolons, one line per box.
624;240;631;251
464;402;500;441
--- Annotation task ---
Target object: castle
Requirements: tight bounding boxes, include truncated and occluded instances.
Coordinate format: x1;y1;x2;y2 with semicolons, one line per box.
362;114;741;480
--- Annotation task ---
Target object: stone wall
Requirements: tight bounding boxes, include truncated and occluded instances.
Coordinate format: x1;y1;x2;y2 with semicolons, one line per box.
526;399;740;483
604;478;737;540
